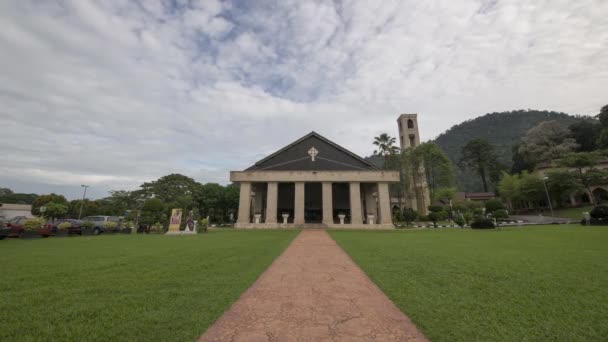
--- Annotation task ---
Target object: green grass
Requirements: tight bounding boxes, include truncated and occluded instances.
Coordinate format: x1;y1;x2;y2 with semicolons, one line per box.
329;226;608;341
554;205;593;220
0;231;298;342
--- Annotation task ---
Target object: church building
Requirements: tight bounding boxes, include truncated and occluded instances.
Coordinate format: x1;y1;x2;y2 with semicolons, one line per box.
230;113;430;228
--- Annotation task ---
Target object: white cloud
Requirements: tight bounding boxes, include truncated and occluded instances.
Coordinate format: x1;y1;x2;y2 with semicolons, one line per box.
0;0;607;198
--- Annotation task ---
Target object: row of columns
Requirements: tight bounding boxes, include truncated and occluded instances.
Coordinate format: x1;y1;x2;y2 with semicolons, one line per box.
237;181;393;225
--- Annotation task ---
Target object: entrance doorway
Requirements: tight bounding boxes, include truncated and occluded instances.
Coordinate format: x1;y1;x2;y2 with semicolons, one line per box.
332;183;350;223
305;183;322;223
277;183;295;223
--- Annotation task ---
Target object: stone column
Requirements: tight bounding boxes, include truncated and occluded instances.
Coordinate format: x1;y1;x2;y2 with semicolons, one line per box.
349;182;363;225
266;182;278;224
322;182;333;225
378;182;392;225
294;182;305;225
237;182;251;224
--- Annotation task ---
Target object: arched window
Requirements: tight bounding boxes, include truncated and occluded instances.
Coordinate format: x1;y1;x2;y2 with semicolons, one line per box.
407;119;414;129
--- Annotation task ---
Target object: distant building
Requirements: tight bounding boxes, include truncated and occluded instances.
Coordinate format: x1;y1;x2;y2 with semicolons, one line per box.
0;203;33;220
455;192;496;202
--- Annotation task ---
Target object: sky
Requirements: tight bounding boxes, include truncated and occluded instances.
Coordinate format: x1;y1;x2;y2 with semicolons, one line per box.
1;0;607;199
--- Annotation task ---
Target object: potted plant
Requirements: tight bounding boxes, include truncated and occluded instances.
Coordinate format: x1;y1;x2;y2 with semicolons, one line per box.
121;221;133;234
56;222;71;237
104;221;118;234
199;218;208;233
150;222;163;234
22;217;45;239
82;221;94;236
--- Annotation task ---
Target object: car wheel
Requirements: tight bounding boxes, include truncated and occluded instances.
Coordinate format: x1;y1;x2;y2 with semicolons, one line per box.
93;228;100;235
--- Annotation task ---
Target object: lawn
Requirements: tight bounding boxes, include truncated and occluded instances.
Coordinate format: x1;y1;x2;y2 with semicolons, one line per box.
0;230;298;342
554;205;593;220
329;226;608;342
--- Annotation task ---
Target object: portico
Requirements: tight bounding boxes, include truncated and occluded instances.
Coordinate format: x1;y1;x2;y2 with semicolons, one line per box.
230;132;399;228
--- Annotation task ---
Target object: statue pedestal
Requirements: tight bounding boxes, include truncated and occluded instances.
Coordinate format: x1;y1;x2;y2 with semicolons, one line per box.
254;214;262;224
338;214;346;225
367;215;375;224
282;214;289;224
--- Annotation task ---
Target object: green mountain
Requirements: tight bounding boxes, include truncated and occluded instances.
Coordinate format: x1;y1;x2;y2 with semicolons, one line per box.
433;109;590;192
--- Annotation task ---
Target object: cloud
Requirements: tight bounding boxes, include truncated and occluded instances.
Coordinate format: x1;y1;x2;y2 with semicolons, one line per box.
0;0;607;198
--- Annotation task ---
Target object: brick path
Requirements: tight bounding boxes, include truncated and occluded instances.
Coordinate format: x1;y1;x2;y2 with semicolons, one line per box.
199;230;428;342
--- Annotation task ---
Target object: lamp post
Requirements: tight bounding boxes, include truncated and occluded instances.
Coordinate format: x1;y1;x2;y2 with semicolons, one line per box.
78;185;90;220
542;177;554;217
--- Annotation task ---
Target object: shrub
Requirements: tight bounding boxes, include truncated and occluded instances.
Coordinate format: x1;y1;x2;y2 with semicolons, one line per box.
199;218;208;233
57;222;72;230
83;221;94;229
401;208;418;226
453;216;466;228
493;209;509;219
485;199;505;212
427;211;445;228
471;218;496;229
428;205;445;213
104;221;118;230
590;205;608;219
463;212;473;225
473;208;485;217
24;217;45;231
150;222;163;233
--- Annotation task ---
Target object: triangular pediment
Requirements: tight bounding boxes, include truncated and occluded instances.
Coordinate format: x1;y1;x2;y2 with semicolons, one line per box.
246;132;378;171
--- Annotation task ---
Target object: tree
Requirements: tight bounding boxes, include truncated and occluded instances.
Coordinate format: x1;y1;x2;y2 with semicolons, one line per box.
519;171;545;205
510;143;534;174
135;174;199;205
545;170;582;206
31;194;68;216
558;152;607;205
139;198;167;226
518;120;578;165
569;121;599;152
413;143;455;200
0;187;38;204
67;199;99;218
597;104;608;127
497;172;520;210
373;133;399;157
459;139;500;192
42;202;68;220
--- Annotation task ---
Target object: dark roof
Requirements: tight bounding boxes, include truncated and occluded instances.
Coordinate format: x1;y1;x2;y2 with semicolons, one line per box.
246;131;378;171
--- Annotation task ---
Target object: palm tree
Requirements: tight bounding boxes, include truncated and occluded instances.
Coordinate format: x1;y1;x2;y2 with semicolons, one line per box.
373;133;399;157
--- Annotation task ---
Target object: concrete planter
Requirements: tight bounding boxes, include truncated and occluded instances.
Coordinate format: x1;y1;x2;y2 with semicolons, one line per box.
20;231;39;239
55;230;69;238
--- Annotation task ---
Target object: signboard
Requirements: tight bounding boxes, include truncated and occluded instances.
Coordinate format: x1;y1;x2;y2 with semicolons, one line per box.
168;208;182;232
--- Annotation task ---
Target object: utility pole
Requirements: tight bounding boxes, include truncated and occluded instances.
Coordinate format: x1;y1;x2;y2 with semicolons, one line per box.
542;177;554;218
78;185;90;220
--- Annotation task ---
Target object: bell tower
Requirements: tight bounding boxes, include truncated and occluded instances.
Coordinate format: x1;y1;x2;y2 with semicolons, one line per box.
397;113;421;150
396;113;430;215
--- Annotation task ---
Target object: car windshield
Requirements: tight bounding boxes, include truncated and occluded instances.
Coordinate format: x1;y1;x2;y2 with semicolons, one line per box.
83;217;105;222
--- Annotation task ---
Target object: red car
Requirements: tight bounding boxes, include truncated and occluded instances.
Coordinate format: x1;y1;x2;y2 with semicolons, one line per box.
5;216;52;238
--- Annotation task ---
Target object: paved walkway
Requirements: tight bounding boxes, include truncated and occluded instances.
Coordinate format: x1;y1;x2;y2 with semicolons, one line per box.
200;230;428;342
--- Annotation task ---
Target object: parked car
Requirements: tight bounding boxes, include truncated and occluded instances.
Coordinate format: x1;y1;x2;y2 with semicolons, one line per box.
5;216;51;238
44;219;84;235
0;219;9;240
81;216;120;235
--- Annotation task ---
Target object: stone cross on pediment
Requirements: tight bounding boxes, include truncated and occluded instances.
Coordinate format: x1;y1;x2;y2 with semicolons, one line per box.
308;147;318;161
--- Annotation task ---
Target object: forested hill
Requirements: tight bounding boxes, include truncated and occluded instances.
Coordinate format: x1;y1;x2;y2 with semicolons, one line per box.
434;110;587;192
